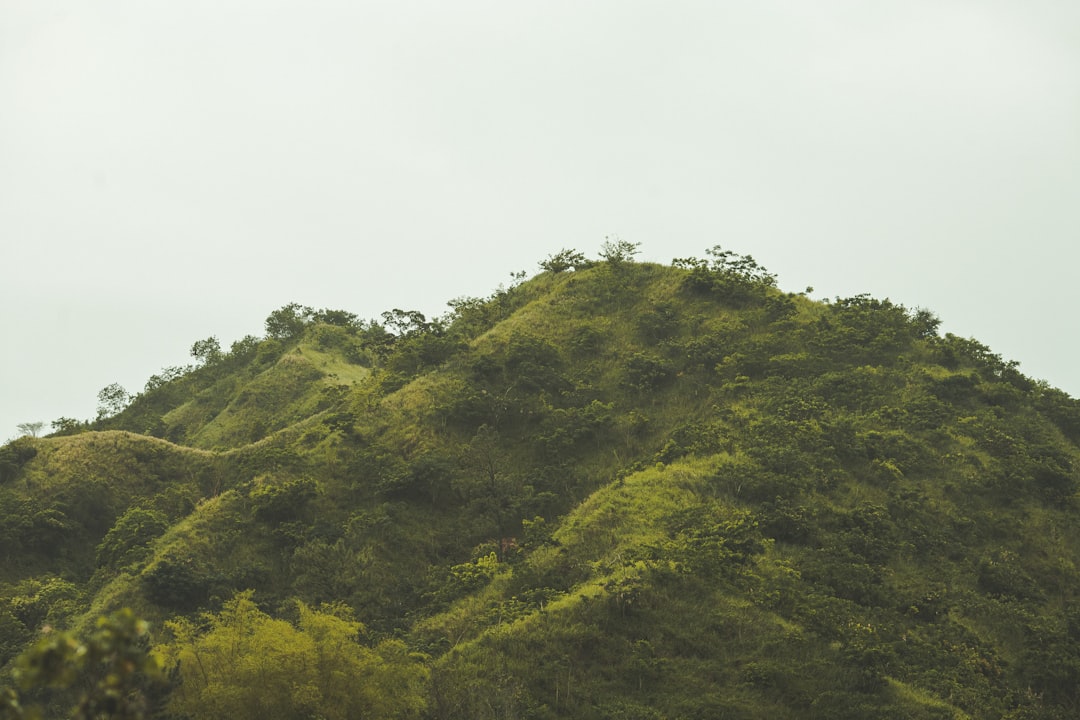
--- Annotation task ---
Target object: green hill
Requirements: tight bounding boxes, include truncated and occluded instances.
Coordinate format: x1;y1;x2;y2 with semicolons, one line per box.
3;244;1080;718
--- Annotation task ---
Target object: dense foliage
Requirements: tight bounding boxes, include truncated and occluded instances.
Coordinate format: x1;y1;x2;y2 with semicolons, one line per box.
4;245;1080;718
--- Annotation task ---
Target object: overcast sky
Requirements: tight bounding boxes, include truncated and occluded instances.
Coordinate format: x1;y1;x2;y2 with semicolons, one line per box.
2;1;1079;440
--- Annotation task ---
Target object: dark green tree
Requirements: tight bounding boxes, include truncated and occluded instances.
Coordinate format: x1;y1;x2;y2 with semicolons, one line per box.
264;303;314;340
96;383;131;420
96;507;169;569
0;438;37;484
539;249;590;273
380;308;430;337
456;425;528;553
190;336;222;365
312;308;359;327
49;418;85;436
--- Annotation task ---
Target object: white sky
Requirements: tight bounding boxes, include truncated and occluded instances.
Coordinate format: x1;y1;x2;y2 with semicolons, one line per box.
2;1;1079;440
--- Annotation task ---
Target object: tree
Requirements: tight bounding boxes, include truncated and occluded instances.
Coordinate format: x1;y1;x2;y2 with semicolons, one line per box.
621;353;674;392
598;236;640;265
50;417;84;436
312;308;359;328
381;308;430;337
249;476;318;523
96;383;131;420
539;248;590;273
155;591;428;720
455;425;529;553
0;438;37;484
190;336;222;365
704;245;777;286
673;246;778;301
229;335;262;362
0;609;161;720
96;507;169;569
910;308;941;339
14;423;43;439
264;302;314;340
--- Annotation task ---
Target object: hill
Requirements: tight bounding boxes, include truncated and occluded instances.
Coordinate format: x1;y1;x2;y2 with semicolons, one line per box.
3;243;1080;718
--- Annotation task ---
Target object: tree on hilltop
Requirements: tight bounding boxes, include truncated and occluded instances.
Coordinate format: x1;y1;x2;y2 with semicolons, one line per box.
599;236;640;265
96;383;131;420
190;336;222;365
14;422;43;439
539;248;591;273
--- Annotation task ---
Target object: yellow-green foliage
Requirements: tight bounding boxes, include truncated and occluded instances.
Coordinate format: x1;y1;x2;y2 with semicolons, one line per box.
155;591;427;720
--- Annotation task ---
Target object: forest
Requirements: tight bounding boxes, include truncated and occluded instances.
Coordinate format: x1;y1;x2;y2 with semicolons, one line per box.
3;242;1080;718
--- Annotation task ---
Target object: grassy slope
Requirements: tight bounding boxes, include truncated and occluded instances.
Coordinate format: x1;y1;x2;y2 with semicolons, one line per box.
0;335;370;661
164;339;370;450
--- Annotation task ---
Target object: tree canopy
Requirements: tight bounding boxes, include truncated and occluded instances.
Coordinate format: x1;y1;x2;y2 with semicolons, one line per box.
154;592;427;720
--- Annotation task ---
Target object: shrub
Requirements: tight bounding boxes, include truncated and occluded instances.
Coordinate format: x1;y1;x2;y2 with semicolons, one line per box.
96;507;169;569
249;477;318;523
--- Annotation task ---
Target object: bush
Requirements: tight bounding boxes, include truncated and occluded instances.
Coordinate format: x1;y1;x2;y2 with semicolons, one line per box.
0;438;37;484
249;477;318;523
622;353;674;393
96;507;169;569
142;555;210;610
977;550;1044;601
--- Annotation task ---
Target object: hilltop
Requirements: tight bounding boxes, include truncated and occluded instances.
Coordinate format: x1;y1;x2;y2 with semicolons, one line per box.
3;243;1080;719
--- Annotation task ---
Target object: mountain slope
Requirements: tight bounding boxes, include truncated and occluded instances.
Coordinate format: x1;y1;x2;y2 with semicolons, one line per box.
3;247;1080;718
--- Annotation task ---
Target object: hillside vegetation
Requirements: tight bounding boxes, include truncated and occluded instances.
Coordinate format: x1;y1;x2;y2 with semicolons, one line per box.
3;243;1080;719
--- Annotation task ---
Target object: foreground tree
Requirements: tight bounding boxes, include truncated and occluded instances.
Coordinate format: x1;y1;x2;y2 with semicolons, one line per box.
0;609;161;720
154;591;428;720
